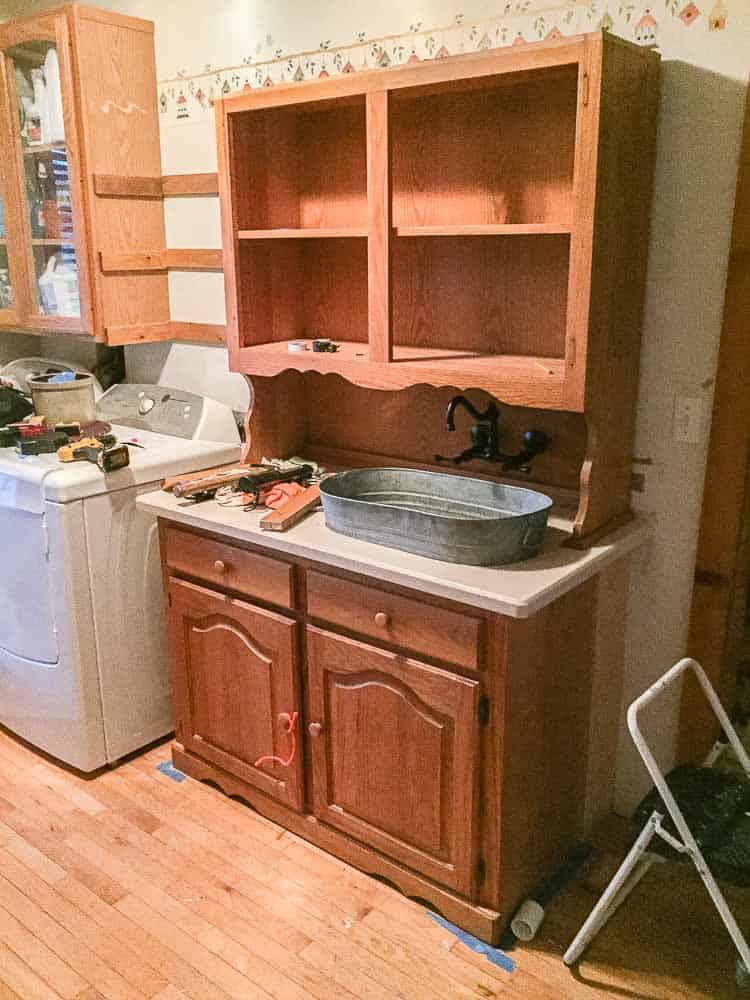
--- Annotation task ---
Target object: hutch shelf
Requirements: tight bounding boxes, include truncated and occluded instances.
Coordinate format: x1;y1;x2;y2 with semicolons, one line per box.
217;32;660;542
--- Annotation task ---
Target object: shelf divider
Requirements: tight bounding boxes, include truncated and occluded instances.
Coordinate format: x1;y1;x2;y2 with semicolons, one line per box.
367;90;392;363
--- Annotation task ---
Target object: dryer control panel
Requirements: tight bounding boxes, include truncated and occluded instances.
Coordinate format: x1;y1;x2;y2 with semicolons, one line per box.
97;384;205;439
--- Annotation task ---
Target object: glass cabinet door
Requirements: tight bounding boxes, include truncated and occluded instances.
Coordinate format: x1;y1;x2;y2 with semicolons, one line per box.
1;17;88;331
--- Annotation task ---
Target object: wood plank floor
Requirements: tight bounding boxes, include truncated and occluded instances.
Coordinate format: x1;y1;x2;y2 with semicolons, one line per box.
0;728;747;1000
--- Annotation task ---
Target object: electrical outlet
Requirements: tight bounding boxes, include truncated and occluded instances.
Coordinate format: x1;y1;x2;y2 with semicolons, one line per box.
673;395;706;444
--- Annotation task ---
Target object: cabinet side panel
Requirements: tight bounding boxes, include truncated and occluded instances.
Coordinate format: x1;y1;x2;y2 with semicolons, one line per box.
243;372;308;464
498;579;596;915
575;40;660;537
70;10;169;338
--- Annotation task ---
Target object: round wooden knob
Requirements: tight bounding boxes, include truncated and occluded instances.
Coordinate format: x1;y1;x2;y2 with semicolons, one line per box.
214;559;226;572
308;722;323;737
374;612;389;628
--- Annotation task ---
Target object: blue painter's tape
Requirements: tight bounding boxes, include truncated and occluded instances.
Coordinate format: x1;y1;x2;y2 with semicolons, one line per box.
427;912;516;973
156;761;186;783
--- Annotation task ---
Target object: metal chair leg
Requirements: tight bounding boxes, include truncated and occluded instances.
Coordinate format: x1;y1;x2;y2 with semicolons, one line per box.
689;841;750;977
564;812;660;966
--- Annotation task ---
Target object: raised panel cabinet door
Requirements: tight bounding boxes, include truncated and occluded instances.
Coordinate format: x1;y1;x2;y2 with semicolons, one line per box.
306;626;480;895
167;577;303;810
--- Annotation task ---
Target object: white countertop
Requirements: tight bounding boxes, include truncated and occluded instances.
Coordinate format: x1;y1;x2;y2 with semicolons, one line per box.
137;489;649;618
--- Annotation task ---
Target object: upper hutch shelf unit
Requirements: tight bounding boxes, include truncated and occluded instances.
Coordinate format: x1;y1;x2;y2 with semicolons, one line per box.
218;31;660;416
0;4;168;341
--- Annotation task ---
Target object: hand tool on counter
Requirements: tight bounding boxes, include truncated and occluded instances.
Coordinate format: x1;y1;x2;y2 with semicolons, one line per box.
173;463;315;503
237;464;314;494
57;437;130;472
97;444;131;473
260;484;321;532
19;431;70;455
9;418;82;439
54;421;82;437
163;463;257;496
15;417;48;437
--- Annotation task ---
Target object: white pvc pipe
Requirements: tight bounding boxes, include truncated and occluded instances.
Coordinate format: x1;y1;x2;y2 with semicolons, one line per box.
511;899;545;942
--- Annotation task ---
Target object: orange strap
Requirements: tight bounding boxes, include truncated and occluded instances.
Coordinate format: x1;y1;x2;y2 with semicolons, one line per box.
254;711;298;769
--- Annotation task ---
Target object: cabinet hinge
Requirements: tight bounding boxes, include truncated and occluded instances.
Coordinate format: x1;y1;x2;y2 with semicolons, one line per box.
477;696;490;726
582;71;590;107
168;591;173;608
475;857;486;888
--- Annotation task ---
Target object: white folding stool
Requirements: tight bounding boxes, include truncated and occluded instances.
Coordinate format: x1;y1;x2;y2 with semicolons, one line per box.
564;657;750;984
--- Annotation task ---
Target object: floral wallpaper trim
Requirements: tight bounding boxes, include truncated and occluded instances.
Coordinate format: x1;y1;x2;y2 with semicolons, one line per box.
157;0;729;122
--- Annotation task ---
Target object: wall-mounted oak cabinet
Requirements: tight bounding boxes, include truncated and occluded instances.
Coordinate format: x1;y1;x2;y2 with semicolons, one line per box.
218;32;659;413
0;5;169;341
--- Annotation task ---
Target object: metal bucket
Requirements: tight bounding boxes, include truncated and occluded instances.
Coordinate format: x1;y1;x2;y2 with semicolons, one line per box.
319;468;553;566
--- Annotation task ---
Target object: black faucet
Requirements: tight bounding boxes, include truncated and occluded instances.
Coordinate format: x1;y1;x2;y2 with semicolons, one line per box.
435;395;549;473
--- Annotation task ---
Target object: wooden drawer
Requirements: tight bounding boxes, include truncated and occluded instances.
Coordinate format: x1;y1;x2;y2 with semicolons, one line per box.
305;570;482;670
164;527;294;609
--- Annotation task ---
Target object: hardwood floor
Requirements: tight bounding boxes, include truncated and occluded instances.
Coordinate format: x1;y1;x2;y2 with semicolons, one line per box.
0;728;747;999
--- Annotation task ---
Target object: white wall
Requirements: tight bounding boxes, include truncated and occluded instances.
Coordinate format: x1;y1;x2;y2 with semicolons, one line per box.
5;0;750;812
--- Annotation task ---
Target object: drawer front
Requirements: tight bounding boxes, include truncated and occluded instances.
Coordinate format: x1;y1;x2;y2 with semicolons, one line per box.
306;570;482;670
164;527;294;609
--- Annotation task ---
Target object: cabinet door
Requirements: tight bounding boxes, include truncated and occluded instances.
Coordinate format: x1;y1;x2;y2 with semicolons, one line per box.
306;626;480;894
0;12;91;334
168;577;303;810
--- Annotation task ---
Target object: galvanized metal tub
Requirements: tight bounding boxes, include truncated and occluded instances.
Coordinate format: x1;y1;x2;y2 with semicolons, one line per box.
319;468;553;566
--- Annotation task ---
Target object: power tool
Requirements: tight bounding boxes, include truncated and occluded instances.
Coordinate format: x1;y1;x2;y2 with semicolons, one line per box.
58;437;130;472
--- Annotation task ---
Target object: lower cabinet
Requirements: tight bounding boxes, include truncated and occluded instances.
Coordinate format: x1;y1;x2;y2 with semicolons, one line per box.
167;577;304;810
306;626;481;895
159;522;597;945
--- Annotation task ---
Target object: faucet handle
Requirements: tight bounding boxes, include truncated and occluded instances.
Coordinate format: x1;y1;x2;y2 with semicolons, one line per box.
522;429;550;455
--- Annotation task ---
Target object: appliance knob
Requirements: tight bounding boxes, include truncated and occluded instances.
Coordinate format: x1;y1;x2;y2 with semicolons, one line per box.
214;559;226;572
374;612;389;628
308;722;323;737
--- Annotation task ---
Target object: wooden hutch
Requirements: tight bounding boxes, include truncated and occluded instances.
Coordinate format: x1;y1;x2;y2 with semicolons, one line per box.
156;30;661;946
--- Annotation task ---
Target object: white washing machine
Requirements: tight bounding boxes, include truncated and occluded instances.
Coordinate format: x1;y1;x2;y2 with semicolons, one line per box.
0;381;241;771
